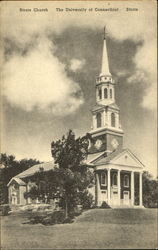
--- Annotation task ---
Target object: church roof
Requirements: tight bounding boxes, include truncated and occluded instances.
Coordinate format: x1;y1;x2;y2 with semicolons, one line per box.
91;103;119;112
8;161;55;186
91;104;105;112
92;148;125;164
86;151;105;165
15;161;55;179
7;177;26;186
108;103;119;110
91;148;145;168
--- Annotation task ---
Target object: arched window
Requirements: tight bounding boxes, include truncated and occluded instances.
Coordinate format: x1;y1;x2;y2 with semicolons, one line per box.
112;173;117;186
98;88;102;100
104;88;108;98
111;113;115;127
101;172;106;185
96;113;101;128
124;175;129;187
110;89;112;98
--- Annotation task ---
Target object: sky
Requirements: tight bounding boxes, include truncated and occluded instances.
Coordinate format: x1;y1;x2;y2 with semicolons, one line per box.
1;1;157;177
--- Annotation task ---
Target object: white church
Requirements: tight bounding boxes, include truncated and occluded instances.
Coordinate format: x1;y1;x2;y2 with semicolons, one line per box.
8;29;144;208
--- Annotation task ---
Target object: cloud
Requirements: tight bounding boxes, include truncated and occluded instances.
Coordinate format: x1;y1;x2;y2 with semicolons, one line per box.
1;1;157;112
69;59;85;72
127;38;157;111
2;37;84;115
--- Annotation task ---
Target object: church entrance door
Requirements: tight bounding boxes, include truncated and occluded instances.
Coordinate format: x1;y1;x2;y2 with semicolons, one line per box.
123;191;129;205
112;191;118;206
12;195;17;205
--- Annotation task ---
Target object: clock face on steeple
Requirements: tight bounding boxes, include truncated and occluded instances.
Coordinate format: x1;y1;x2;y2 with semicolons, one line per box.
95;139;103;149
111;138;119;149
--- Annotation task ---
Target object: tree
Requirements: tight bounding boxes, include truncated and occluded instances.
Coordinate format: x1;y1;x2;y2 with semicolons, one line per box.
0;153;40;204
51;130;94;218
143;171;158;208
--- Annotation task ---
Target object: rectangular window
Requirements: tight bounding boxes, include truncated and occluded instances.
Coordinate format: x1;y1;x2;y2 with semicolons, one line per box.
101;173;106;186
104;88;108;98
99;88;102;99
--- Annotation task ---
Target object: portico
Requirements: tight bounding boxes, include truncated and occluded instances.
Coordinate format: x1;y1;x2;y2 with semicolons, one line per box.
95;168;143;208
87;148;144;208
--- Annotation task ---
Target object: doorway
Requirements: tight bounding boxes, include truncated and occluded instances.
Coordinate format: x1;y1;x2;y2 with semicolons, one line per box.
123;191;130;205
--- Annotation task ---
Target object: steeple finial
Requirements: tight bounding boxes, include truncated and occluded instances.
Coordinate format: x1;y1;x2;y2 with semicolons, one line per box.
100;26;111;76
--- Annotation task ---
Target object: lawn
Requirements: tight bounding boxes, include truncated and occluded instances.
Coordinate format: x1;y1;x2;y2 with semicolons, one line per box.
1;208;157;249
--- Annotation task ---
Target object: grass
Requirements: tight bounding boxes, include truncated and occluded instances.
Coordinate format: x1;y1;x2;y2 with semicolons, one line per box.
1;208;157;249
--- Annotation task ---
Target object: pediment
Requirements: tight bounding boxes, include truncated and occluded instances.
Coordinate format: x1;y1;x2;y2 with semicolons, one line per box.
110;150;144;168
92;148;144;169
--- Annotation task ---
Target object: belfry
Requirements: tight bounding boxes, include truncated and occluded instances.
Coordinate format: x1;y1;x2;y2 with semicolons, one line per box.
87;28;144;208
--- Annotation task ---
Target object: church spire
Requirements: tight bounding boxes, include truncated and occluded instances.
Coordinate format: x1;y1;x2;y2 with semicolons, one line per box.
100;26;111;76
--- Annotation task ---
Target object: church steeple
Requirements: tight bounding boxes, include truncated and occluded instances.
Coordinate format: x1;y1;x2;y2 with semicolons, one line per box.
89;27;124;154
96;27;115;106
100;27;111;77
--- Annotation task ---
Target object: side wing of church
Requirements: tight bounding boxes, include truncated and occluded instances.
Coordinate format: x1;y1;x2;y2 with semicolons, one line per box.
8;28;144;208
86;28;144;208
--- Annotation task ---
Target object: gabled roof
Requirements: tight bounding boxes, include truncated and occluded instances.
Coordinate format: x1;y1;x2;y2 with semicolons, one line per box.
16;161;55;179
7;177;26;186
92;148;145;169
86;151;106;165
92;148;125;164
7;161;55;186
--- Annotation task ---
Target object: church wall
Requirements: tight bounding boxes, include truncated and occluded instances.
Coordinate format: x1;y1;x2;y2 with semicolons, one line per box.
8;181;20;205
19;186;27;205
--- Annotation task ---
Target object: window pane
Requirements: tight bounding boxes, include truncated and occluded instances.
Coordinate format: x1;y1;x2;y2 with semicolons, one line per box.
97;113;101;128
99;88;102;99
101;173;106;185
111;113;115;127
110;89;112;98
104;88;108;98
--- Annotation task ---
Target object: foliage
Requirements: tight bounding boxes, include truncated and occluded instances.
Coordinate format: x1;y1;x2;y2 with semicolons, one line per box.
78;190;94;209
51;130;94;217
143;171;158;208
0;153;40;204
100;201;111;209
25;130;94;218
0;204;11;216
27;211;74;225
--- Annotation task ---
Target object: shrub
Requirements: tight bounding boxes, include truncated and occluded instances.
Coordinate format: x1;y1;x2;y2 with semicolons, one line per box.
100;201;111;209
28;210;74;225
0;204;11;216
79;191;94;209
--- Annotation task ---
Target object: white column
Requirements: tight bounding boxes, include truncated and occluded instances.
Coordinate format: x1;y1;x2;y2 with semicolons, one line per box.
139;172;143;207
96;172;100;206
96;88;98;102
102;86;104;100
107;111;110;127
103;110;106;126
131;171;134;206
92;115;96;129
118;170;120;205
107;168;111;204
115;113;119;129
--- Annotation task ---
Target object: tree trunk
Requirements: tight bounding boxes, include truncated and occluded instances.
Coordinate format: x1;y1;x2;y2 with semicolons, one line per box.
65;196;68;219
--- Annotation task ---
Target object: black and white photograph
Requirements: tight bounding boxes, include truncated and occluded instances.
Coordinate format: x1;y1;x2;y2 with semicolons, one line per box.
0;0;157;249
